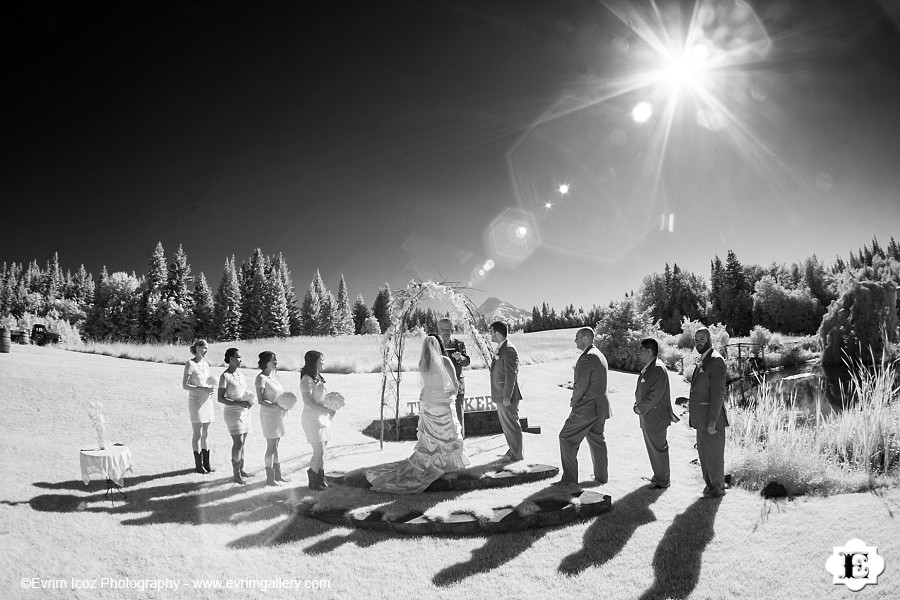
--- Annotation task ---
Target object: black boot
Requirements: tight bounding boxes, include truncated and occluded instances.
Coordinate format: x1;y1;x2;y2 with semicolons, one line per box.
232;460;245;485
265;467;278;487
239;459;253;478
307;469;324;490
316;469;329;489
274;462;289;483
193;451;205;474
201;449;215;473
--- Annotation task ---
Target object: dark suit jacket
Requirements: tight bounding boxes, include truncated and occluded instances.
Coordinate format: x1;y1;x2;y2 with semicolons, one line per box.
688;349;729;429
490;340;523;403
634;358;678;430
570;346;610;420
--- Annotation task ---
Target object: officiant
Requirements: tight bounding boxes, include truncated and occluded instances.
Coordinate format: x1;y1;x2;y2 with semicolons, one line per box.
438;318;470;437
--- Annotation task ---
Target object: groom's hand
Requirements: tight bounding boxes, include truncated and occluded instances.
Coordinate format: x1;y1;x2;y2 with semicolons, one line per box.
503;398;510;407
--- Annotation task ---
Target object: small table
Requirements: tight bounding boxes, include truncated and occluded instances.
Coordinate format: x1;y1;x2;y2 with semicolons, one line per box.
80;445;133;499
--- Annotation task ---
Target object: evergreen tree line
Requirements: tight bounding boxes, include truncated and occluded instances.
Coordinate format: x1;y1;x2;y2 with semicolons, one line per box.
0;243;406;342
525;236;900;337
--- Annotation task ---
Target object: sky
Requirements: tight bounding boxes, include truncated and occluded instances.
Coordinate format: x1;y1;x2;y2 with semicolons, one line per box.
3;0;899;312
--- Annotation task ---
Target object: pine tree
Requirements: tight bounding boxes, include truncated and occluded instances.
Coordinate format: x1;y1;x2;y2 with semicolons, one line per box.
319;290;336;335
239;249;269;339
192;272;215;340
272;253;302;336
371;284;392;333
309;270;332;335
46;252;62;303
167;245;193;307
720;250;753;335
300;285;320;336
141;242;168;342
300;270;324;335
264;267;291;337
352;294;371;334
335;275;354;334
214;256;242;341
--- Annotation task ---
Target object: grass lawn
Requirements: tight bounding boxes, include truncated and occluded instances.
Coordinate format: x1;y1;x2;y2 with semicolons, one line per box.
62;328;583;374
1;344;897;599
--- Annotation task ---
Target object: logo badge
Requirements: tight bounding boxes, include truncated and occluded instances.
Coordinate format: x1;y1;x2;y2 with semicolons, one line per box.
825;539;885;591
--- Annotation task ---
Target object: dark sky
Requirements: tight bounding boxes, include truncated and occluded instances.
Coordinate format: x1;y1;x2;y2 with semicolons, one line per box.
3;0;899;310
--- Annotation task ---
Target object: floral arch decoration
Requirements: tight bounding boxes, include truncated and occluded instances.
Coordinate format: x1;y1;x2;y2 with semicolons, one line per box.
377;280;494;447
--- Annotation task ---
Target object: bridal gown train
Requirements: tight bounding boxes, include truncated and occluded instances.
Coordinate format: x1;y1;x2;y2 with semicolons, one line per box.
366;368;470;494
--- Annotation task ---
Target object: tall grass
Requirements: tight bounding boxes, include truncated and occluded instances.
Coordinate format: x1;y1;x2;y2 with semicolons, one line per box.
727;358;900;496
61;328;583;373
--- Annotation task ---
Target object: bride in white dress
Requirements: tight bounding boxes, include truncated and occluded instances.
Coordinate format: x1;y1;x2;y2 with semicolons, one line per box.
366;334;470;493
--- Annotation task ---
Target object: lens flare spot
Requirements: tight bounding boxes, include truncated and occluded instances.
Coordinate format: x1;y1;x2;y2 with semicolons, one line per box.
632;102;652;123
515;226;528;239
484;259;495;271
559;184;569;195
815;172;833;191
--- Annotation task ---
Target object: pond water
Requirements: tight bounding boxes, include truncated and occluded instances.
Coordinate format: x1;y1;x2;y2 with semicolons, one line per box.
726;362;870;419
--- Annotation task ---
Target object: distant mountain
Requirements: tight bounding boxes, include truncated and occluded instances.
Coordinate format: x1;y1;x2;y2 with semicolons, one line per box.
477;297;531;323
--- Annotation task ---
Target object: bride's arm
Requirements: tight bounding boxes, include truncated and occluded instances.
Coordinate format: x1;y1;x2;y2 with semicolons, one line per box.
443;356;459;393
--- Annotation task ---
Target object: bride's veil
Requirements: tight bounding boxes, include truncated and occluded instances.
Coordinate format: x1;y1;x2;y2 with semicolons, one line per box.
419;335;455;393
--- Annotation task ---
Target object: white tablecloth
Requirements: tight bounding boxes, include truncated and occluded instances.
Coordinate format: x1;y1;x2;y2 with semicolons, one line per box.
80;445;133;486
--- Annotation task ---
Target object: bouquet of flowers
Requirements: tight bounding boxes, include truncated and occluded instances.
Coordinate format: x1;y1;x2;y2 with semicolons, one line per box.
322;391;345;412
206;375;219;388
88;401;106;450
241;391;257;407
275;392;298;410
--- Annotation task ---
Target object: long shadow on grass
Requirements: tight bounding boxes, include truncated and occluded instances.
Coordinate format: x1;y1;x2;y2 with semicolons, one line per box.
12;474;299;527
32;469;195;491
637;497;722;600
432;483;598;587
558;485;665;576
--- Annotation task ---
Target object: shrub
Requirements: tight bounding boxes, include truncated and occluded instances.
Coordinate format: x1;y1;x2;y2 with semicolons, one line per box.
593;297;660;371
748;325;772;355
767;332;783;352
819;280;899;366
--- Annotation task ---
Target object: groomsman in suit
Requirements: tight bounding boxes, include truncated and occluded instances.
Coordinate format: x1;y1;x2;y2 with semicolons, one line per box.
558;327;610;484
634;338;679;489
438;317;470;436
489;321;523;461
688;327;729;498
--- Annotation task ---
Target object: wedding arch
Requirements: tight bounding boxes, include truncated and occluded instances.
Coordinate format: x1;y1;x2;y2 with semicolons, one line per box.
378;280;494;448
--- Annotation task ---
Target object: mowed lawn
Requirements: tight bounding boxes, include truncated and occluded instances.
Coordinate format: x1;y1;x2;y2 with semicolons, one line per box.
0;344;897;600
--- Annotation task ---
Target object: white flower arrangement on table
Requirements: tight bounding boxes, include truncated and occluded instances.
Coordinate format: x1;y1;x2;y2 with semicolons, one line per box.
275;392;298;411
322;391;345;412
88;401;106;450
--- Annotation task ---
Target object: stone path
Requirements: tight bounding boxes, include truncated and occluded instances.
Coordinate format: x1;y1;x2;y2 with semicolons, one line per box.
295;463;612;535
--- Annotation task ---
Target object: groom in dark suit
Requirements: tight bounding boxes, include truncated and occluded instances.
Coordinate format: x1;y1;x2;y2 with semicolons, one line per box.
490;321;523;461
558;327;610;484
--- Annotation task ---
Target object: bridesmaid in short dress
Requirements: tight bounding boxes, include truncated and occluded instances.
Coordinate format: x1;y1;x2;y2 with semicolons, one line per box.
255;351;289;487
218;347;254;485
182;339;215;474
300;350;334;490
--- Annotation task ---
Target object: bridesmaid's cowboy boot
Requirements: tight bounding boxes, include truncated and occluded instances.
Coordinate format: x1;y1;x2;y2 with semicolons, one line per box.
307;469;324;491
232;460;245;485
201;449;215;473
265;467;278;487
274;462;289;483
193;451;205;474
239;459;253;478
316;469;329;489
